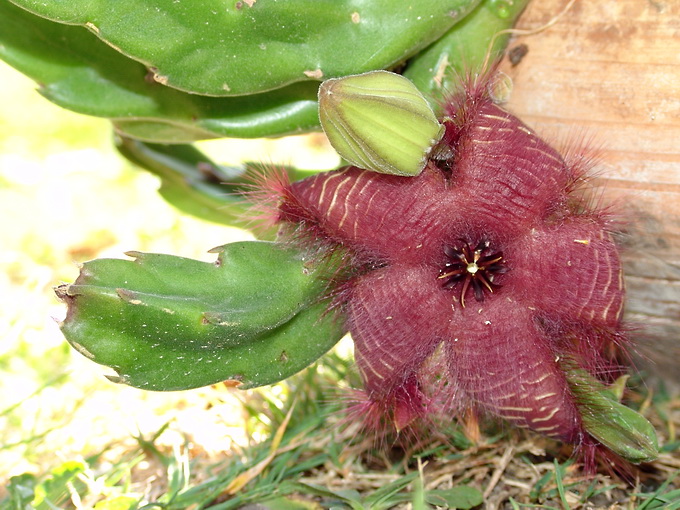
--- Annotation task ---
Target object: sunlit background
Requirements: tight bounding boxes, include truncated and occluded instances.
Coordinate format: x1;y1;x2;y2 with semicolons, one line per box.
0;59;340;489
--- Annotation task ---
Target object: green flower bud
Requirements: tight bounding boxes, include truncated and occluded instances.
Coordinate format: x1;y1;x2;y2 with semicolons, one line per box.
318;71;444;176
568;369;658;464
581;394;658;464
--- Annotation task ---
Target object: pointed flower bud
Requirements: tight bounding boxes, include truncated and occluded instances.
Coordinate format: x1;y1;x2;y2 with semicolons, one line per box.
319;71;444;176
582;394;659;464
568;369;658;464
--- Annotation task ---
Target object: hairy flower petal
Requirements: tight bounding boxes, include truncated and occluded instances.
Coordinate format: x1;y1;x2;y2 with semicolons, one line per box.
446;300;582;442
349;263;449;399
445;101;572;240
281;165;455;263
510;219;625;327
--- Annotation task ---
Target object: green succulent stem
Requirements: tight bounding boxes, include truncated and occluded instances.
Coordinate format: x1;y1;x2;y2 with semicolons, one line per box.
115;136;327;228
405;0;531;113
56;242;347;391
9;0;480;96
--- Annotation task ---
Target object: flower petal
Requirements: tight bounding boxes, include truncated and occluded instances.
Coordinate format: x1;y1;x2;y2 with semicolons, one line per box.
348;263;450;399
282;165;454;263
509;219;625;327
447;101;571;239
445;300;582;442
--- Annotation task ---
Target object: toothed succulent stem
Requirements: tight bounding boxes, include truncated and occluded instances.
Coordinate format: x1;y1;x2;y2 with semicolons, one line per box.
56;242;346;391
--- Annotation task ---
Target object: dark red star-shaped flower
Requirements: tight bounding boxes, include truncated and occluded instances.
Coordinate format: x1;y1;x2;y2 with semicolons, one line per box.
264;79;626;451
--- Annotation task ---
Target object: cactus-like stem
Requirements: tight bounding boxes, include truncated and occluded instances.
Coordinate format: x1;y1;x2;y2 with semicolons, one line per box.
405;0;531;110
115;136;324;229
55;241;346;391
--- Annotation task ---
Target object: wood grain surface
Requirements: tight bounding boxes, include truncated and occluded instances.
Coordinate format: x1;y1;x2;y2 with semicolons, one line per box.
498;0;680;383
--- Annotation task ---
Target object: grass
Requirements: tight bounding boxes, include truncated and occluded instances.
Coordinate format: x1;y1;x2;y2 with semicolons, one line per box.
3;353;679;509
1;60;679;509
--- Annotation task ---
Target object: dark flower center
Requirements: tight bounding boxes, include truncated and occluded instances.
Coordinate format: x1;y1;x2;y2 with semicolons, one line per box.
438;239;508;308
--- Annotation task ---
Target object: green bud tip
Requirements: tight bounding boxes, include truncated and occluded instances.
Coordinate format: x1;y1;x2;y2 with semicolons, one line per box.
568;370;658;464
581;396;658;464
318;71;445;177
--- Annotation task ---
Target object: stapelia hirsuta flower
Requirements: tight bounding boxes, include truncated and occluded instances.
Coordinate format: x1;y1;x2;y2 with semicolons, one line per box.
259;73;657;464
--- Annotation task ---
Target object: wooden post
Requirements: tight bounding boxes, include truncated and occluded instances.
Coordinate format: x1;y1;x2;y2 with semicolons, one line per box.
500;0;680;384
